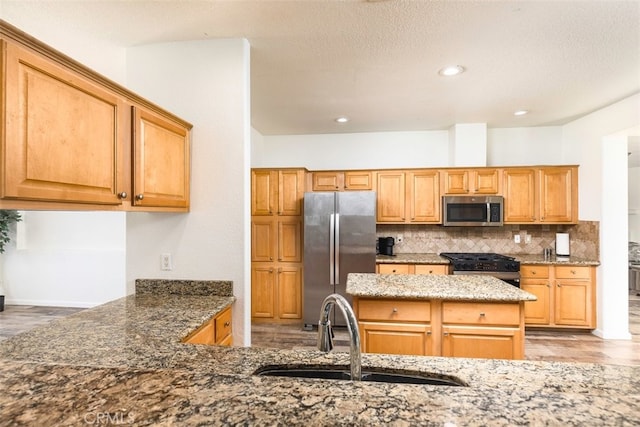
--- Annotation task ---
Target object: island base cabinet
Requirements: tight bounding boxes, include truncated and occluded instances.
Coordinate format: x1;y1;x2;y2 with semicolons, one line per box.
441;326;523;360
360;322;433;356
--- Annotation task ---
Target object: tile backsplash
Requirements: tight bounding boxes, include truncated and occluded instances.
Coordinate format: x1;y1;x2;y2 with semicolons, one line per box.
377;221;599;260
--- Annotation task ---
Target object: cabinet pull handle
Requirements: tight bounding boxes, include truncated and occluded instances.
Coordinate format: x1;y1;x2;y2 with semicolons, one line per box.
570;270;576;275
557;283;561;287
135;194;144;201
532;271;537;275
223;321;230;328
427;331;431;335
479;312;486;317
428;270;433;274
117;192;127;199
443;332;449;336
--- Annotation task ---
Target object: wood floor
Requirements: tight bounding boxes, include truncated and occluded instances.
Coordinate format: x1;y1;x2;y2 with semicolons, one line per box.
252;292;640;366
1;293;638;365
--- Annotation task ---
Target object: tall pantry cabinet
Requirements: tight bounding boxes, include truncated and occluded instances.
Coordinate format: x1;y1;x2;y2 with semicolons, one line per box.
251;169;305;322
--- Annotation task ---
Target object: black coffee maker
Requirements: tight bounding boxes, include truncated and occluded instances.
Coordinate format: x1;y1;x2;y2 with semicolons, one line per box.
377;237;395;256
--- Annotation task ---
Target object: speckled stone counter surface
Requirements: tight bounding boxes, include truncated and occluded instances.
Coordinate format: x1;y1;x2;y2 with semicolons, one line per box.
511;253;600;266
0;281;638;425
347;272;537;302
377;252;600;266
377;253;449;264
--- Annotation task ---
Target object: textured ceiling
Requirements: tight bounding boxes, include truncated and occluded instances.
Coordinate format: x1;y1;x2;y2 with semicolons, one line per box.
2;0;639;136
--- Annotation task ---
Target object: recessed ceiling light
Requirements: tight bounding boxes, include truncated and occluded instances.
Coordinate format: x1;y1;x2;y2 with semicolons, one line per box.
335;116;349;123
438;65;465;77
514;110;529;116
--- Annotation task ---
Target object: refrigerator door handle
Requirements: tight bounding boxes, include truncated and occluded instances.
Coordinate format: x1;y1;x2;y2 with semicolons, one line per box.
329;213;335;285
334;213;340;284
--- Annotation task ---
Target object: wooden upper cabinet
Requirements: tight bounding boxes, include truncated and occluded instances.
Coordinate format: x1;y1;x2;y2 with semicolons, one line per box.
376;171;406;222
252;169;304;216
503;166;577;224
443;169;500;195
2;40;127;205
376;170;440;223
0;23;192;211
132;106;190;208
407;170;440;222
539;167;577;223
503;168;537;223
311;171;372;191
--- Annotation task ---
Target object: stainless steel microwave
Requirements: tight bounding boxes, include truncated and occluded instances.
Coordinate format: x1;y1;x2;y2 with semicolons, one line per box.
442;195;504;226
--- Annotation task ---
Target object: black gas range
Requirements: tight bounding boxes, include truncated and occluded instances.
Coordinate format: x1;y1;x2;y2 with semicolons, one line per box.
439;252;521;287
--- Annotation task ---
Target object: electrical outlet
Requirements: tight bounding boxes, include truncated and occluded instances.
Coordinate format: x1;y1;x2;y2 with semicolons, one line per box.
397;234;403;243
514;234;521;244
525;234;531;244
161;253;173;271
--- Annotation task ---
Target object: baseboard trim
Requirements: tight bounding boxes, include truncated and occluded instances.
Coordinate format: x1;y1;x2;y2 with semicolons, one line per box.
3;298;97;308
592;327;633;340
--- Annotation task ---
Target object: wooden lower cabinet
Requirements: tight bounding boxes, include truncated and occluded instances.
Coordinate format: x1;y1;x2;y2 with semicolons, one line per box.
521;264;595;329
184;306;233;346
251;264;302;321
360;322;432;356
377;263;449;275
353;298;524;360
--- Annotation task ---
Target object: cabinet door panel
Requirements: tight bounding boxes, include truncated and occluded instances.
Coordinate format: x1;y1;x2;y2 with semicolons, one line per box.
214;307;232;343
521;281;551;324
251;266;276;318
133;106;190;208
503;169;536;223
4;43;125;204
539;167;575;223
376;172;405;222
251;219;275;262
474;169;500;194
360;322;432;356
312;172;342;191
278;218;302;262
344;171;372;190
555;281;592;326
278;170;304;216
278;266;302;319
251;170;276;215
409;171;440;222
443;170;469;194
442;326;520;359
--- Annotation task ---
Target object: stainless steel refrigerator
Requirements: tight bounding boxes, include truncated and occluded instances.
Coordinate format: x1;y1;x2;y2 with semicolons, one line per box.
303;191;376;328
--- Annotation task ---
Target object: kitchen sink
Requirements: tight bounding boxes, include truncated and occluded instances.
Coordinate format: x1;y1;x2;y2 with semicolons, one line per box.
254;365;468;386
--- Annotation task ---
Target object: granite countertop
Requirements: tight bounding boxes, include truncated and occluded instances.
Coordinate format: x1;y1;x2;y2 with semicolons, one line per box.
347;273;537;302
0;280;637;425
377;252;600;266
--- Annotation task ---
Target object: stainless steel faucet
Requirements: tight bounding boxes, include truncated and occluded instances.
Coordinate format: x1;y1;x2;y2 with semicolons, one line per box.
317;294;362;381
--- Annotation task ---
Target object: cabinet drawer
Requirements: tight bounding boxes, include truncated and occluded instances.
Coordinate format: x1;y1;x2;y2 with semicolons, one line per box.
215;307;233;343
414;264;449;275
555;266;591;279
442;302;520;326
520;265;549;279
357;299;430;322
378;264;411;274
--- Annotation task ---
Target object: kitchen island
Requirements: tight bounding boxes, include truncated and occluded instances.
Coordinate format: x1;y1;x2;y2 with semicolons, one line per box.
348;273;536;359
0;280;638;425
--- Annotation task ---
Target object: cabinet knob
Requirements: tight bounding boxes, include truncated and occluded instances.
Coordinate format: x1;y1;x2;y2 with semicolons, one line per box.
428;270;433;274
392;308;398;313
392;269;397;273
427;331;432;335
532;271;537;275
443;332;449;337
223;321;231;328
557;283;562;287
570;270;576;275
269;268;274;273
117;192;127;199
135;194;144;201
269;257;273;261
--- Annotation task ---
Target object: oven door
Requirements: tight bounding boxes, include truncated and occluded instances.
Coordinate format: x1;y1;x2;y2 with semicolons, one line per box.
452;270;521;288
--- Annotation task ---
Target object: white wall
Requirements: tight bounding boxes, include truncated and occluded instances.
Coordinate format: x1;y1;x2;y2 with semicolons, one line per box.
125;39;252;346
562;93;640;339
255;131;449;170
630;166;640;242
254;126;564;170
3;212;126;307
